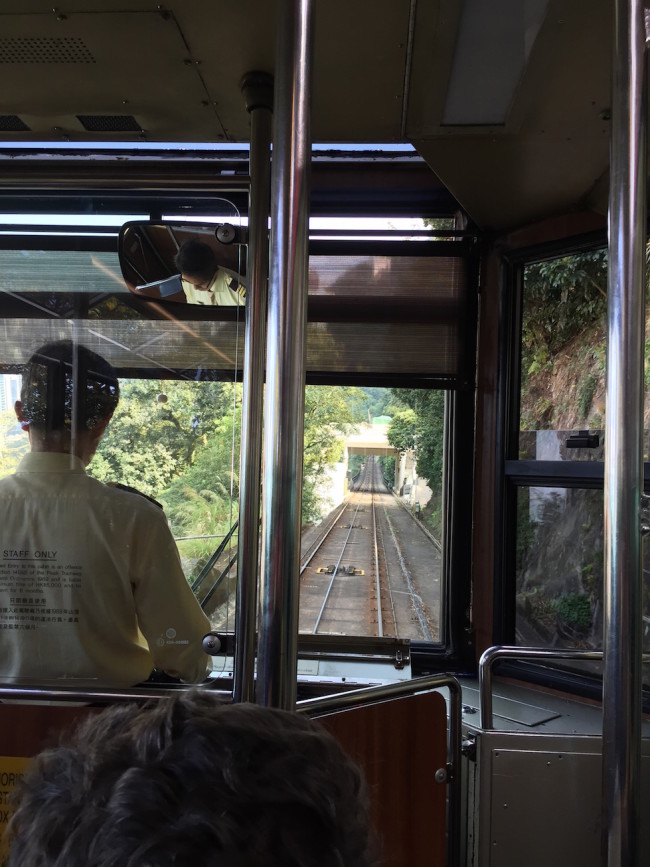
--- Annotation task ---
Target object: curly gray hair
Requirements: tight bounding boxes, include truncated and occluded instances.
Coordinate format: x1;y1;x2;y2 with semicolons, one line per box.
8;690;375;867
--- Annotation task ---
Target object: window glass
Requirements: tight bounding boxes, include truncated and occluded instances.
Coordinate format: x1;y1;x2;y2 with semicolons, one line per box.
516;486;604;648
298;386;445;643
515;245;650;686
516;485;650;684
519;249;607;458
0;242;449;681
92;377;242;635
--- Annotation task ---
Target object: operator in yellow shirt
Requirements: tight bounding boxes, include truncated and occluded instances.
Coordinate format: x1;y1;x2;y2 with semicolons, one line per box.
174;238;246;306
0;340;211;688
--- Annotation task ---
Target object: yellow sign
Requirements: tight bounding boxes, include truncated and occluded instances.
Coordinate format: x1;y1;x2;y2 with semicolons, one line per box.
0;756;30;867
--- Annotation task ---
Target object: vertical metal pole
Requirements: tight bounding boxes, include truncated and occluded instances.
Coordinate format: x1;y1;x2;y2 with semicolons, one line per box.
256;0;313;709
233;73;273;704
603;1;646;863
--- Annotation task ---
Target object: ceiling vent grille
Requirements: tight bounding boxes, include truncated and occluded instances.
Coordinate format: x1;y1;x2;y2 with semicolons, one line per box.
77;115;141;132
0;115;30;132
0;37;95;64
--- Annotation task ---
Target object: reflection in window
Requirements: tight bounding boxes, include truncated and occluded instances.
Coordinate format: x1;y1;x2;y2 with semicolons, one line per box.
516;485;650;683
516;487;603;648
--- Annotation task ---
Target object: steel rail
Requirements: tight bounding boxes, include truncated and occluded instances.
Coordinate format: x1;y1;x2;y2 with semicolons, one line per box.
297;672;462;867
479;646;650;732
299;501;349;574
313;481;366;634
479;646;606;731
372;484;383;638
381;499;431;640
375;491;399;637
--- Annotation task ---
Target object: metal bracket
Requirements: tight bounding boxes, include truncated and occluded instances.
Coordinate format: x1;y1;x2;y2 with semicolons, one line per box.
645;6;650;44
641;493;650;535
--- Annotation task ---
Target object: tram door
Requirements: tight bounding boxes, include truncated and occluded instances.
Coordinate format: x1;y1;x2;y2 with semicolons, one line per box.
320;691;448;867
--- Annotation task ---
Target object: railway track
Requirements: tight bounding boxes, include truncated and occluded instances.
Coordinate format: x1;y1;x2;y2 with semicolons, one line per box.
298;457;440;640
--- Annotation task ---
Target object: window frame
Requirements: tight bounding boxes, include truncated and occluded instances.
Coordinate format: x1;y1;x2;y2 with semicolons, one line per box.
494;231;640;697
0;210;480;674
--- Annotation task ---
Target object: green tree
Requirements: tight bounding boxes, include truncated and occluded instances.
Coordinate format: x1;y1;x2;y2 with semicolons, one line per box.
522;250;607;381
388;390;444;490
0;409;28;476
301;385;366;523
386;408;417;453
91;379;238;498
359;387;391;421
388;389;445;536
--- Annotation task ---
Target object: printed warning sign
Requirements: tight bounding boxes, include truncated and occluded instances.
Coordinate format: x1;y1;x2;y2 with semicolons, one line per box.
0;756;30;866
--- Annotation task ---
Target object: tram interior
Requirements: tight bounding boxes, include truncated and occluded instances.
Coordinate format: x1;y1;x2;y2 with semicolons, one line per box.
0;1;646;865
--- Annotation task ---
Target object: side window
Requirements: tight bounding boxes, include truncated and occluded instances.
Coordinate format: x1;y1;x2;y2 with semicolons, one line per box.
513;248;610;659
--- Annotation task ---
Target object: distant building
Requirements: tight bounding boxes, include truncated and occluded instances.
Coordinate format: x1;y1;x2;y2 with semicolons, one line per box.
0;375;21;412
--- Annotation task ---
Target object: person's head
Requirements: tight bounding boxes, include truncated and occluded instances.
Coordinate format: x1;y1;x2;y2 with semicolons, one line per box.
174;239;219;291
15;340;119;463
8;691;374;867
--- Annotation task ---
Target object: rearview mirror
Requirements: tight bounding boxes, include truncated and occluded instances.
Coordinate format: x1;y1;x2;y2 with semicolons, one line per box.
118;221;247;306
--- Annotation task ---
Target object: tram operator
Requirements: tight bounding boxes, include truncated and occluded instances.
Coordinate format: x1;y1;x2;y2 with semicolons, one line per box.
175;238;246;306
0;340;211;687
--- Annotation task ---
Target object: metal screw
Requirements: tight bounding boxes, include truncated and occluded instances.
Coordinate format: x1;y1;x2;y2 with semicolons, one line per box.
434;767;447;784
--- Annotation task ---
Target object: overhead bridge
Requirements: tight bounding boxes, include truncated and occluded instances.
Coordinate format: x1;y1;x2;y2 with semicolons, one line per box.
345;423;398;458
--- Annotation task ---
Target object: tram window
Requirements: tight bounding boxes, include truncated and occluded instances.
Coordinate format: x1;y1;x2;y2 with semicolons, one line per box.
516;484;650;682
0;243;245;659
299;385;445;644
516;486;604;647
511;245;650;687
0;226;463;674
92;377;242;633
519;248;607;455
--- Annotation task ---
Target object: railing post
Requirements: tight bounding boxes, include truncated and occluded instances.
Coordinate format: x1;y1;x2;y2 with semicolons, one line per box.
256;0;313;709
232;72;273;704
604;0;646;864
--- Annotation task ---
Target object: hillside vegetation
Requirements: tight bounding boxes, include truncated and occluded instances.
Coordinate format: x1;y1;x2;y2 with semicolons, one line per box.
517;247;650;649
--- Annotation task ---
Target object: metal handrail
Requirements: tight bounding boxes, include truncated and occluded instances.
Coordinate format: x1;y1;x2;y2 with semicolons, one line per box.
190;519;239;593
479;645;650;730
298;673;462;867
0;681;233;704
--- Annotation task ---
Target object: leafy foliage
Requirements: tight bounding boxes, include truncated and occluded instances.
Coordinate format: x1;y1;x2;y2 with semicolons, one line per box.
359;387;391;421
91;379;366;545
91;379;238;499
0;410;28;476
557;591;592;631
387;389;445;537
301;385;366;523
522;250;607;383
387;390;444;490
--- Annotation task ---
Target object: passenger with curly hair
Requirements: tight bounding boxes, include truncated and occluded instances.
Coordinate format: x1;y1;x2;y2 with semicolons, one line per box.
8;690;376;867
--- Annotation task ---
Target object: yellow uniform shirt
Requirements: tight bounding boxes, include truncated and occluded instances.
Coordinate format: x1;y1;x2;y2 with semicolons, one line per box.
0;452;211;687
182;268;246;306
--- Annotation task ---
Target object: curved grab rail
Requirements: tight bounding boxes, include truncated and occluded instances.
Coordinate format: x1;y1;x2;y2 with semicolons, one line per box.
479;645;650;730
298;673;462;867
479;645;607;730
